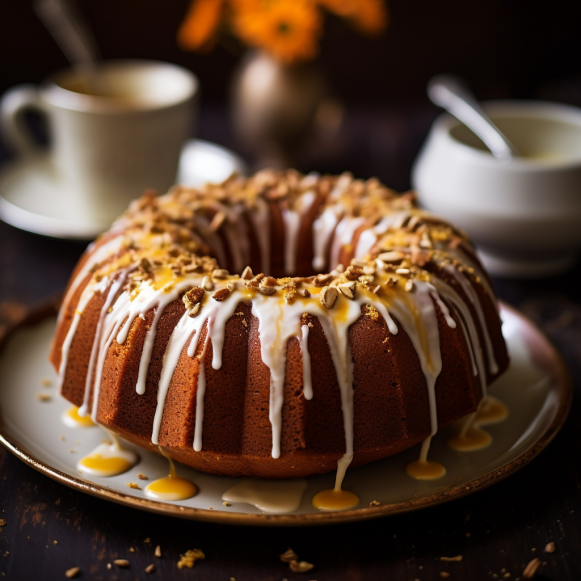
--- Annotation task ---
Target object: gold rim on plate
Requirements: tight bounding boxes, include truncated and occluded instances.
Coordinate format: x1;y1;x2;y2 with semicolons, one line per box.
0;301;572;526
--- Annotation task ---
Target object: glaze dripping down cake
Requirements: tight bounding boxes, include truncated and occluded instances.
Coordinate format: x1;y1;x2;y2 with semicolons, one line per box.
50;170;509;478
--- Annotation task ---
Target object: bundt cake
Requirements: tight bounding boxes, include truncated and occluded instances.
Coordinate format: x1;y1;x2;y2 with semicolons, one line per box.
50;169;509;479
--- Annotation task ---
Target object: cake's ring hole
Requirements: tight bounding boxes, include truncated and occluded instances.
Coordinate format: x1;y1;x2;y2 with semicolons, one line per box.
144;447;198;501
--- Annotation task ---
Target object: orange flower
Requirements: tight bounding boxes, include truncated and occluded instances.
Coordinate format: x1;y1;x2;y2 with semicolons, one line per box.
231;0;322;63
178;0;225;51
317;0;388;36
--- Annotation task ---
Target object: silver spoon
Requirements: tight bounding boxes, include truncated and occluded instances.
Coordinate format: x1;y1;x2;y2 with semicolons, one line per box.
34;0;104;93
428;74;519;163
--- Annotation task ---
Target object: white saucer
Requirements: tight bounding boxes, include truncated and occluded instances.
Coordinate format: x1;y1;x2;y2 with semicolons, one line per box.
0;304;571;525
0;139;247;240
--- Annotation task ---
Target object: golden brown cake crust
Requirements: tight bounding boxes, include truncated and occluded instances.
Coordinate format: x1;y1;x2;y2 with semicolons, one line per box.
51;170;509;478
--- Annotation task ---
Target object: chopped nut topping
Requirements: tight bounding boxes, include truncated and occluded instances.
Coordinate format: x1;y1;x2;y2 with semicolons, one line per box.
344;265;364;281
258;285;276;296
313;273;333;287
213;288;231;302
320;286;338;309
241;266;254;280
280;548;298;563
350;259;366;268
138;473;148;480
395;268;410;275
126;483;141;490
372;285;381;294
297;288;311;298
289;560;314;573
212;269;229;279
369;500;381;507
114;559;130;568
223;501;231;507
405;279;415;292
365;305;379;320
440;555;463;562
386;277;398;287
363;265;376;275
140;257;153;275
523;558;541;579
261;276;277;287
145;564;155;574
378;251;405;263
183;287;205;316
155;545;162;558
37;393;52;402
65;567;81;578
227;281;237;291
411;247;431;267
201;276;214;291
545;542;556;553
338;281;357;299
177;549;205;569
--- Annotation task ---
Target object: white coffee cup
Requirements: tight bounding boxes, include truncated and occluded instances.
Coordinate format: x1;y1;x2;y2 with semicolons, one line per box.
0;60;198;223
412;100;581;277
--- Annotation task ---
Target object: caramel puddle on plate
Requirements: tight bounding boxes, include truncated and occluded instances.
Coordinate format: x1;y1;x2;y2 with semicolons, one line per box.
222;478;308;514
447;396;508;452
62;406;97;428
406;436;447;480
312;455;360;512
77;430;138;477
145;448;198;501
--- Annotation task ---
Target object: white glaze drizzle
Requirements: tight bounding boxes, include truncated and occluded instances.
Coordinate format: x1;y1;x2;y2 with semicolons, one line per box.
300;324;313;400
58;274;112;391
79;272;128;415
354;212;410;259
248;196;271;274
329;216;365;270
193;362;206;452
57;235;126;326
312;206;340;271
281;209;301;275
444;264;498;375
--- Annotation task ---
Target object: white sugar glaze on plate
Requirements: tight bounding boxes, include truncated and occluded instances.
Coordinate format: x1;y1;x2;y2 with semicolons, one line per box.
0;304;571;525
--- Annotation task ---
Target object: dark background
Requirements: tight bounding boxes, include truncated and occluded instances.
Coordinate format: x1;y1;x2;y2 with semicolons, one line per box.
2;0;581;190
3;0;581;104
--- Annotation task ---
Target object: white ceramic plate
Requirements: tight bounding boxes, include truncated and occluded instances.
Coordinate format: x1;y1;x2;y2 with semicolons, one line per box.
0;139;247;240
0;304;571;526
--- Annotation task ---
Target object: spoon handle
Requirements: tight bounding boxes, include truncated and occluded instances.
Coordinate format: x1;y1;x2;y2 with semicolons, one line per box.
34;0;102;88
428;74;519;163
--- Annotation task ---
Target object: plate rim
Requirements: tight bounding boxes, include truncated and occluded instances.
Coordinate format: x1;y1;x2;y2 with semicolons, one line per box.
0;301;573;527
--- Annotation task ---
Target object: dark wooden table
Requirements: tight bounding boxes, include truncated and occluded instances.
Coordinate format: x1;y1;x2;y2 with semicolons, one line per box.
0;107;580;581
